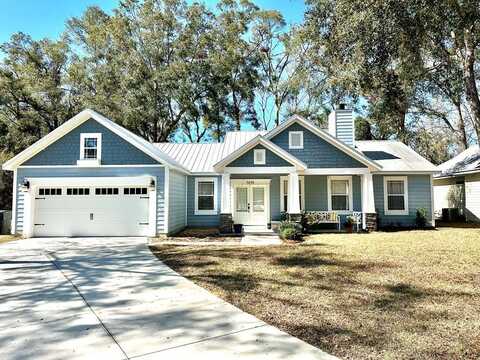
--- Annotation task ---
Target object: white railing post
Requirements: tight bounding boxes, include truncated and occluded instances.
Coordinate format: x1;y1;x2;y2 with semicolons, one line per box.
361;173;376;229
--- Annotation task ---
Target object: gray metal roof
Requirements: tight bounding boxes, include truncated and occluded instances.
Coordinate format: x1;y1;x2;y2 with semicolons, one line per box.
155;131;265;173
356;141;438;172
156;133;437;174
436;145;480;177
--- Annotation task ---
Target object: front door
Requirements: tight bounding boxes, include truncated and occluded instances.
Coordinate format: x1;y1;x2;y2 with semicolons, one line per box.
233;184;268;225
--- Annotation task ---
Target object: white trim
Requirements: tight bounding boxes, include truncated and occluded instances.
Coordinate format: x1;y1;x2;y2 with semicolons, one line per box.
230;179;272;185
185;177;188;226
194;177;218;215
224;166;295;174
327;176;353;213
383;176;409;216
280;176;305;212
214;135;307;171
80;133;102;161
18;164;166;168
430;174;435;227
253;149;266;165
27;176;153;187
2;109;189;174
11;169;17;234
265;115;382;170
149;179;157;236
289;131;304;149
301;168;370;175
375;171;438;175
221;173;232;213
164;167;170;234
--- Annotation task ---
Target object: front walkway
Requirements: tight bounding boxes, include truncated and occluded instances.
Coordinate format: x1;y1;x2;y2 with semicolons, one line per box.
0;237;335;360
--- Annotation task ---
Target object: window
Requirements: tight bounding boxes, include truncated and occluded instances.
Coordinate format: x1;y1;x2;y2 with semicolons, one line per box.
289;131;303;149
254;149;266;165
328;176;352;212
195;177;218;215
80;133;102;160
280;176;305;212
95;187;119;195
124;187;148;195
38;188;62;196
66;188;90;195
384;176;408;215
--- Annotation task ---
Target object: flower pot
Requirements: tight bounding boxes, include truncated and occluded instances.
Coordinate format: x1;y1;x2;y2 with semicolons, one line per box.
233;224;243;234
345;224;353;233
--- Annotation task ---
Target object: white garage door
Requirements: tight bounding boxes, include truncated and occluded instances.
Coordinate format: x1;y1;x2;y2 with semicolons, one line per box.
33;186;150;237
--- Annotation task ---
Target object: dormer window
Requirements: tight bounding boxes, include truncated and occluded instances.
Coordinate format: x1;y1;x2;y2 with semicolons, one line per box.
78;133;101;166
289;131;303;149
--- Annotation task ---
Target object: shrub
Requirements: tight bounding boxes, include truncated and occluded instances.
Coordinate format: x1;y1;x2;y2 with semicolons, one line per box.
344;215;355;227
416;208;428;228
279;221;302;241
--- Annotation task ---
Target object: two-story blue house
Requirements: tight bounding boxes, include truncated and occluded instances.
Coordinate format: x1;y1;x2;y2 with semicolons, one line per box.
3;107;437;237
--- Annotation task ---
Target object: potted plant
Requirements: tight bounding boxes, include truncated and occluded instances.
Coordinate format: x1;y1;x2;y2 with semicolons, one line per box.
344;216;355;233
233;223;243;234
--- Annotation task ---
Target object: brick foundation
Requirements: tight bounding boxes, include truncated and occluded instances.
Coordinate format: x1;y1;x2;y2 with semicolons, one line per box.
219;213;233;233
365;213;377;232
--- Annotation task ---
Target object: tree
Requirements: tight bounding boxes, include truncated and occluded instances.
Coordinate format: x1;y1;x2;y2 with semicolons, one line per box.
0;33;80;155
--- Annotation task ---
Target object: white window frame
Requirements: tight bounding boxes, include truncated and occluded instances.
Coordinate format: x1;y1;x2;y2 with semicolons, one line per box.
327;176;353;213
194;177;218;215
79;133;102;161
280;176;305;212
383;176;409;215
288;131;304;149
254;149;266;165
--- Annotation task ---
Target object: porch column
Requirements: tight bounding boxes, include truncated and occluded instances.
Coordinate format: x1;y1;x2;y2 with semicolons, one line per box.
221;173;231;214
220;173;233;233
361;173;376;230
288;172;301;215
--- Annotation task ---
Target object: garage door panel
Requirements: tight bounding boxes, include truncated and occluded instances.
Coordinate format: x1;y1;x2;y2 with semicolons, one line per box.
33;186;151;237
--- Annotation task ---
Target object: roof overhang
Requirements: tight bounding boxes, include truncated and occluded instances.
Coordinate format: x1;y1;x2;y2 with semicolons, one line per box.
2;109;190;174
265;115;382;171
214;135;307;171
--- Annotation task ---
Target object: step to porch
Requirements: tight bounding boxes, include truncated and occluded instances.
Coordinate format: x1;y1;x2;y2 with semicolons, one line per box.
242;225;277;236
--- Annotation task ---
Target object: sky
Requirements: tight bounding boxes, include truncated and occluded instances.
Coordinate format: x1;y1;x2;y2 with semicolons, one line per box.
0;0;306;43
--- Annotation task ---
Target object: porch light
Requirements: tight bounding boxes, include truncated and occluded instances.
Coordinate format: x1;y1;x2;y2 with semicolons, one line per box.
20;179;30;191
149;178;156;189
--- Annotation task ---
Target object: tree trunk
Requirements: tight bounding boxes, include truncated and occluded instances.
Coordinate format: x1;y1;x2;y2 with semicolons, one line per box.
462;30;480;143
455;102;468;150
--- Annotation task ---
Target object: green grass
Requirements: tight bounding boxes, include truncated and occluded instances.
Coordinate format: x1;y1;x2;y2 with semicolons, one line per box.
150;227;480;360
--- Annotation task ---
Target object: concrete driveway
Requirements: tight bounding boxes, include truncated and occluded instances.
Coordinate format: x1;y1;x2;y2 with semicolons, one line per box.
0;237;336;360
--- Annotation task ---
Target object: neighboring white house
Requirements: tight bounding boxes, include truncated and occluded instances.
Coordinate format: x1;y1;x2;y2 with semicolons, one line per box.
434;145;480;222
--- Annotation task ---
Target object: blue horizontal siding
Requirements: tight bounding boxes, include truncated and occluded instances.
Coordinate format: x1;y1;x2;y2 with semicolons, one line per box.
23;118;159;166
15;167;165;234
227;145;292;167
186;175;222;227
374;174;432;227
168;170;187;234
270;123;366;168
304;175;362;211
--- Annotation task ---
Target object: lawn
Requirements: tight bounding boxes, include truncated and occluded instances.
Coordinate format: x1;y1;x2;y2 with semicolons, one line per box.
150;227;480;360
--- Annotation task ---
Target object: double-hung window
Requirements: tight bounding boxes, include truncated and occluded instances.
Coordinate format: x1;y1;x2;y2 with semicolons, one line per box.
79;133;102;162
280;176;305;212
195;177;218;215
328;176;352;212
384;176;408;215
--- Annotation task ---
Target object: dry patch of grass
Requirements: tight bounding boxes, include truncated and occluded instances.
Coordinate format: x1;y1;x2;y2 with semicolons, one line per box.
150;227;480;360
0;235;20;244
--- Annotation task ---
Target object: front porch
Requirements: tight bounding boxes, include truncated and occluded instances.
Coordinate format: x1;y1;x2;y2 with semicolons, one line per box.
219;170;377;233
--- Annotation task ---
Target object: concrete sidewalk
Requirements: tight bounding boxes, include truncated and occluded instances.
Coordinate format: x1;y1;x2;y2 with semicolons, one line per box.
0;237;337;360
